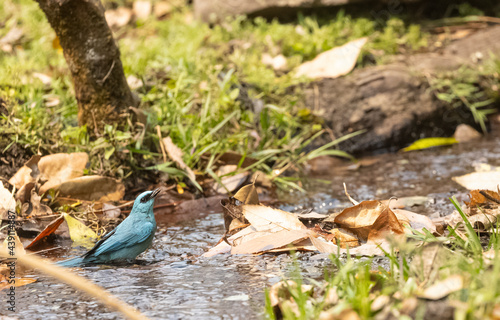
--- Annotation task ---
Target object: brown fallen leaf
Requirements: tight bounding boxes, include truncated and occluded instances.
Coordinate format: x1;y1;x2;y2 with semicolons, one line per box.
453;170;500;191
23;189;53;217
469;213;497;230
0;182;15;219
221;198;246;236
8;155;41;190
227;218;249;234
367;207;404;244
154;1;173;18
295;37;367;79
56;176;125;201
39;152;89;193
213;165;250;194
231;229;313;254
25;214;65;250
162;137;196;183
393;209;439;235
0;230;26;257
411;243;451;284
33;72;53;86
0;276;37;290
105;7;133;28
269;280;315;318
15;181;35;203
133;1;152;20
328;228;359;248
102;203;121;219
466;189;500;208
242;205;307;233
382;196;429;209
319;308;361;320
371;295;391;312
418;275;463;300
0;27;23;52
269;280;313;307
483;249;496;263
262;53;288;71
233;183;259;205
334;200;399;241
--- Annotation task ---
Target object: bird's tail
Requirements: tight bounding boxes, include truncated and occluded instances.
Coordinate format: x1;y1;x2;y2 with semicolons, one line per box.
56;256;85;267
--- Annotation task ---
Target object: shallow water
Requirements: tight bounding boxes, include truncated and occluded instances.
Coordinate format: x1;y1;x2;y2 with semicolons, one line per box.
7;138;500;319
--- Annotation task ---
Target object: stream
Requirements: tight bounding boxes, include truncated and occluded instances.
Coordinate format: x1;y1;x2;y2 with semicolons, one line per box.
7;138;500;319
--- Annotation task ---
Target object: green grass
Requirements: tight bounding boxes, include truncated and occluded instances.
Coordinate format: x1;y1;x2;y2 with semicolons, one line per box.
0;0;497;190
266;198;500;319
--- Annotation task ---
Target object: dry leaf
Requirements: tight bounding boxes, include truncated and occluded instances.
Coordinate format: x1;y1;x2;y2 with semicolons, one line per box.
466;189;500;208
262;53;288;71
133;1;152;20
102;203;121;219
221;198;246;237
371;295;390;312
25;214;65;250
213;165;249;194
162;137;196;183
453;170;500;191
319;308;361;320
39;152;89;193
0;277;37;290
8;155;41;190
242;205;307;233
470;213;497;230
231;229;313;254
233;183;259;205
393;209;439;235
24;189;52;217
127;75;143;90
15;181;35;203
227;218;249;233
56;176;125;201
483;249;496;262
367;207;404;244
0;231;26;257
334;200;396;241
295;37;367;79
0;182;15;218
269;280;313;307
411;243;450;284
328;228;359;248
105;7;133;28
0;27;23;52
33;72;52;86
154;2;173;18
418;275;463;300
383;196;429;209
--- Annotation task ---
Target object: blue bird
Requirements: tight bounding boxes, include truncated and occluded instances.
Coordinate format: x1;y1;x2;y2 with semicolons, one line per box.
58;188;160;267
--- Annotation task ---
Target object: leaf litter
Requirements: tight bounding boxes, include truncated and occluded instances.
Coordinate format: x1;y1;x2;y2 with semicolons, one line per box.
205;183;441;257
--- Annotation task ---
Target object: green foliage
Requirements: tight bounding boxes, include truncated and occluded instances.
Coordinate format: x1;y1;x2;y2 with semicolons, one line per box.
267;197;500;319
1;0;493;189
430;65;498;133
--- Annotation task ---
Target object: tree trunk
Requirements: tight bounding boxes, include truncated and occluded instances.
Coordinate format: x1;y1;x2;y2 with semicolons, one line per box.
35;0;135;135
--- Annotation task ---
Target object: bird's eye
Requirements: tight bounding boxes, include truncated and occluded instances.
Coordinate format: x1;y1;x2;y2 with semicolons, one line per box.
140;196;148;203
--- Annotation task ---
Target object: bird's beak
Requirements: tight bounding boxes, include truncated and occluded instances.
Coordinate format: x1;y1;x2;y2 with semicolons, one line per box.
149;188;161;200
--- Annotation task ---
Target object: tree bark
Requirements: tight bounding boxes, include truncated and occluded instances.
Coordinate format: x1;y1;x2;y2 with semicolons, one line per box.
35;0;135;134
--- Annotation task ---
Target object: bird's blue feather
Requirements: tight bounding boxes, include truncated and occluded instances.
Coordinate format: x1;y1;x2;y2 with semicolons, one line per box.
57;189;160;267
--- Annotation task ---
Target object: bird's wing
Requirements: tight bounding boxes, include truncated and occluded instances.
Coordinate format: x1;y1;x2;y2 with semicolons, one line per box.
84;222;155;258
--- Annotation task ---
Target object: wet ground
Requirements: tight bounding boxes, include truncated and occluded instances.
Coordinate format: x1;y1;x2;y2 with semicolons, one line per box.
6;138;500;319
